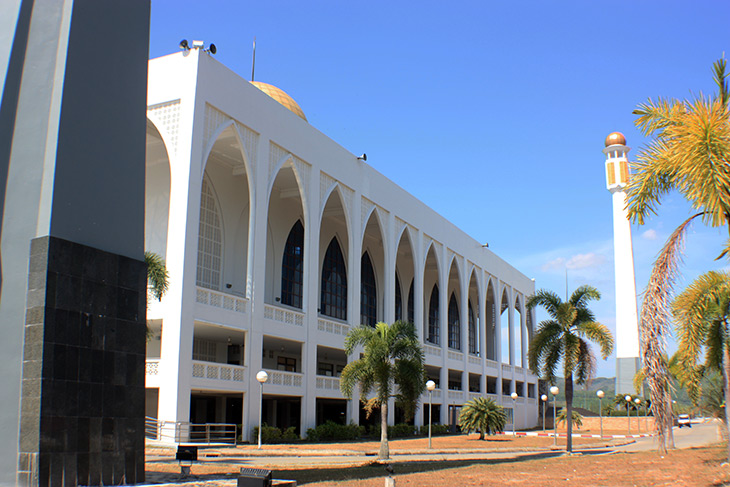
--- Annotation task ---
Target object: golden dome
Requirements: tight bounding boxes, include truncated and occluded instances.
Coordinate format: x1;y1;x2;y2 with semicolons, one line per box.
251;81;307;121
605;132;626;147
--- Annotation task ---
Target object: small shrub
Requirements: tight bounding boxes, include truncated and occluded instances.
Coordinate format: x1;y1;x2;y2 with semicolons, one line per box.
389;423;418;438
419;423;449;436
282;426;299;441
251;424;281;444
306;421;364;442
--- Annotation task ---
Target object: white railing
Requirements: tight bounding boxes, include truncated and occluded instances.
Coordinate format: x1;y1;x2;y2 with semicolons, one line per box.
146;360;160;376
486;393;498;402
191;361;245;382
424;344;441;357
468;355;481;365
316;376;341;391
447;350;464;361
469;392;481;401
265;369;303;388
196;287;248;313
317;317;349;336
448;390;464;401
485;359;498;369
264;304;304;327
502;363;512;374
517;397;525;404
528;397;537;404
429;388;442;399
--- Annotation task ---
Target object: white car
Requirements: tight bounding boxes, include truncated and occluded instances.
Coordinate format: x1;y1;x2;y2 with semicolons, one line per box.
677;414;692;428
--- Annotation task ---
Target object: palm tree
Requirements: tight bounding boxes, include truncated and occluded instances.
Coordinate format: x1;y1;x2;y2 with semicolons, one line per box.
527;286;614;453
340;320;425;459
672;270;730;461
458;397;506;439
556;408;583;430
625;58;730;454
145;251;169;301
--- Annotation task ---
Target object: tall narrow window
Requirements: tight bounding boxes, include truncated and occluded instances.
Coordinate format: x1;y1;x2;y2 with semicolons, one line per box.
395;273;403;322
448;293;461;350
468;301;478;355
408;280;414;323
360;252;377;326
281;220;304;308
196;175;223;290
321;238;347;320
428;285;440;345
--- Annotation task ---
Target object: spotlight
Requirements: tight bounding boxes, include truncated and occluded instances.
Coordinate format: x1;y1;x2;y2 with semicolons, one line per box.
208;43;217;55
357;153;367;161
179;39;189;50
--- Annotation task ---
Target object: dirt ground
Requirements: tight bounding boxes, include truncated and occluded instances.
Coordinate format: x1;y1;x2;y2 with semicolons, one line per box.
145;433;730;485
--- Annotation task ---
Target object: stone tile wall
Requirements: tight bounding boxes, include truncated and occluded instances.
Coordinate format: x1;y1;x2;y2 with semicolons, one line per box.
17;236;146;486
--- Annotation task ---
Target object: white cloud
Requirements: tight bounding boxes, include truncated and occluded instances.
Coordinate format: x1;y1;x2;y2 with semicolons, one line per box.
541;257;565;271
565;252;605;270
641;229;658;240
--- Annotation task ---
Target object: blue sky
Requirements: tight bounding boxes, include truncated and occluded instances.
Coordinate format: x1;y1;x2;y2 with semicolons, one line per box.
149;1;729;378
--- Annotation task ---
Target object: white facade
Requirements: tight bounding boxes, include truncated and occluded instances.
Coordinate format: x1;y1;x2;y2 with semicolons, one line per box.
144;48;538;441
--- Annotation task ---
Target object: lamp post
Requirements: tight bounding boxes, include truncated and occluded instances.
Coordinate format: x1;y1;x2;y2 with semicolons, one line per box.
596;390;605;438
635;398;641;434
426;380;436;449
541;394;548;432
256;370;269;449
510;392;518;437
624;395;631;435
550;386;559;446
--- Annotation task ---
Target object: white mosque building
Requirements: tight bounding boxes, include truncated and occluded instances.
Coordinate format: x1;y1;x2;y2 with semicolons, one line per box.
143;44;538;442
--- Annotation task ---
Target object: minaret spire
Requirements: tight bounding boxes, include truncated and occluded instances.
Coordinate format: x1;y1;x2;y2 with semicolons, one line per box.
604;132;641;395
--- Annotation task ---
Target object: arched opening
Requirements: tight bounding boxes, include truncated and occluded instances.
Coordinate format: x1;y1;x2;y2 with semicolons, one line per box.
514;296;523;368
360;252;377;326
447;259;461;351
448;293;460;350
500;289;511;365
319;189;349;321
145;119;171;259
361;210;385;325
423;245;440;344
265;162;305;306
197;125;251;295
395;228;415;323
485;280;497;360
467;270;479;356
321;237;347;320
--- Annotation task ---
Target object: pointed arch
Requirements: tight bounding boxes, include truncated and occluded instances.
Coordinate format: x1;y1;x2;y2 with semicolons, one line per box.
501;286;512;365
467;267;480;356
423;242;441;343
360;251;377;326
427;283;440;345
280;220;304;308
485;278;497;360
321;237;347;320
395;225;416;323
514;294;523;368
448;292;461;350
145;117;171;260
196;174;224;290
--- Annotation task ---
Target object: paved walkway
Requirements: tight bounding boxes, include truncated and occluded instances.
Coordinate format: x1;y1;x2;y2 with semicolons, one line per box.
141;420;723;486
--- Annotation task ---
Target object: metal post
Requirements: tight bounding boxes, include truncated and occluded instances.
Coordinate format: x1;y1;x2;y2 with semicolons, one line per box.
599;397;603;439
428;390;433;449
258;381;263;449
542;400;546;432
553;400;557;446
627;403;630;435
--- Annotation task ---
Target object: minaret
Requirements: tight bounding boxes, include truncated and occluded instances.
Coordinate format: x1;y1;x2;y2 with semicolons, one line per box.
603;132;641;394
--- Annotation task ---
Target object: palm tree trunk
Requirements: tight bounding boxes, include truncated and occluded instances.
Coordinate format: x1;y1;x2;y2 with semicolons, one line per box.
723;331;730;464
565;374;573;453
379;400;389;459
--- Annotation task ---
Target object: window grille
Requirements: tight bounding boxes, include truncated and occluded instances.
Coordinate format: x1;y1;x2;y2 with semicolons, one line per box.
196;175;223;289
360;252;377;326
448;293;460;350
281;220;304;308
321;238;347;320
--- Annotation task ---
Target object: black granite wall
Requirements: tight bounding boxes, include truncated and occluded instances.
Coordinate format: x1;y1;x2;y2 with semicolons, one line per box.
17;236;147;486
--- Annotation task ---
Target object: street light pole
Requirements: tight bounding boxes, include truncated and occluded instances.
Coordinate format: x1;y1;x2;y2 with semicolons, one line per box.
541;394;548;432
256;370;269;449
596;390;605;439
625;395;631;435
550;386;559;446
635;398;641;434
426;380;436;449
510;392;518;437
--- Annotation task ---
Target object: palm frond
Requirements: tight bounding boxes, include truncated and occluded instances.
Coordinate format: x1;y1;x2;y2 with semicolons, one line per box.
575;321;614;359
144;251;169;301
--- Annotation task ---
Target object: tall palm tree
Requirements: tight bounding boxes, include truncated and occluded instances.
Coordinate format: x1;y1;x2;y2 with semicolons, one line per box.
527;286;614;453
340;320;425;459
625;58;730;453
672;270;730;461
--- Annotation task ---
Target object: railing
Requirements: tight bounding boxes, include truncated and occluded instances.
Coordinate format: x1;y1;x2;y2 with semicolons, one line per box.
517;397;525;404
448;390;464;401
315;376;341;391
317;317;349;336
145;417;237;444
468;392;481;402
468;355;481;365
146;360;160;376
528;397;538;404
196;287;248;314
424;344;441;357
501;364;512;374
486;393;498;402
265;304;304;327
447;350;464;361
191;361;245;382
265;369;303;388
485;359;498;369
428;388;442;399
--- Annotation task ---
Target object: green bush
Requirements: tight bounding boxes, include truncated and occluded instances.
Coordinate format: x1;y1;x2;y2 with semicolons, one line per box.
306;421;364;442
282;426;299;441
368;423;420;439
251;423;281;443
419;424;450;436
